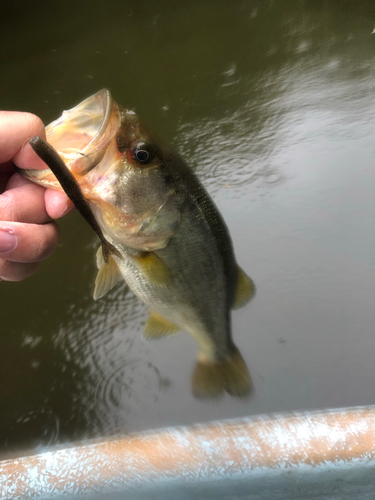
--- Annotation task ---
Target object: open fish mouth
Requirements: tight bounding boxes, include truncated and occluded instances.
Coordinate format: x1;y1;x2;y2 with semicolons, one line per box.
22;89;120;188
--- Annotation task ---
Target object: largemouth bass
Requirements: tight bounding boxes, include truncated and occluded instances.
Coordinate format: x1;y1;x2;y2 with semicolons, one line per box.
23;89;255;398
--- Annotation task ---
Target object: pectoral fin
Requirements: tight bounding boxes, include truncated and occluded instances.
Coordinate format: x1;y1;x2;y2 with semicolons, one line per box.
233;266;256;310
143;312;180;339
132;252;172;286
96;245;105;269
93;247;123;300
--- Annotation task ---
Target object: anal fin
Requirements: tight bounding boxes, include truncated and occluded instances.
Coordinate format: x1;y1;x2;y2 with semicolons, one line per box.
191;360;225;399
143;312;180;340
233;266;256;309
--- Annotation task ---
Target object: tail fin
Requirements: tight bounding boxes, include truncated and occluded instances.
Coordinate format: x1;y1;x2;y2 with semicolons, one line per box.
191;345;252;398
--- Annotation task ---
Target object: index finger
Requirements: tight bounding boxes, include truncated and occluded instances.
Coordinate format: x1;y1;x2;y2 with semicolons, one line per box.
0;111;47;169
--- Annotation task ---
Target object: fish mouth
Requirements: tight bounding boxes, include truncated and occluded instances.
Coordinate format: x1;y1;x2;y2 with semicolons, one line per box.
22;89;120;188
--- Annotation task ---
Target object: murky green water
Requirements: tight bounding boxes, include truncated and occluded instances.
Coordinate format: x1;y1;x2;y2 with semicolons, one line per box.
1;0;375;457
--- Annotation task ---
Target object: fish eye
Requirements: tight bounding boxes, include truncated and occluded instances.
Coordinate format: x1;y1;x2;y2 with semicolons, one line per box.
133;142;154;164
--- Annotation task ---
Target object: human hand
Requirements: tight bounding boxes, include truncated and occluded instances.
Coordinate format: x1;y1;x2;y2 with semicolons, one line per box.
0;111;74;281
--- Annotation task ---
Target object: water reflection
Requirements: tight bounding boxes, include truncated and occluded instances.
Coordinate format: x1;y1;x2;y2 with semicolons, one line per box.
177;119;284;195
53;288;171;437
14;408;60;448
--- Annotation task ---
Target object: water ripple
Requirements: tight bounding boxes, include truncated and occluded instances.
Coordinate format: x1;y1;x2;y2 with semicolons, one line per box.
51;284;171;435
14;408;60;448
93;357;170;427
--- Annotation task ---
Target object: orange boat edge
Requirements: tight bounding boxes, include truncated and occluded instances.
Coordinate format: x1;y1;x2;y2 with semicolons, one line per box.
1;405;375;499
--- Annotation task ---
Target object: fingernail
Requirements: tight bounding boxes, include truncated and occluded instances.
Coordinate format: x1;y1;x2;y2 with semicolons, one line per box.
62;200;74;217
0;227;18;254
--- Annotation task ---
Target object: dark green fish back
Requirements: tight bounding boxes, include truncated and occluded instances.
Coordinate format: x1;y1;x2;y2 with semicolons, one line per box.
166;151;239;311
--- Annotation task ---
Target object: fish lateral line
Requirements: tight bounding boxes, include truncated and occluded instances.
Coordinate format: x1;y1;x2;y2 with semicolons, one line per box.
29;136;121;264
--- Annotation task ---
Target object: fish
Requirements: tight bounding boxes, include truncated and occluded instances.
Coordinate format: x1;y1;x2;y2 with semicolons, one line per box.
22;89;256;398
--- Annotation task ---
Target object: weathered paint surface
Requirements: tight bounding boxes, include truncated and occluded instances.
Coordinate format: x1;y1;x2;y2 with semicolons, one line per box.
1;406;375;499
